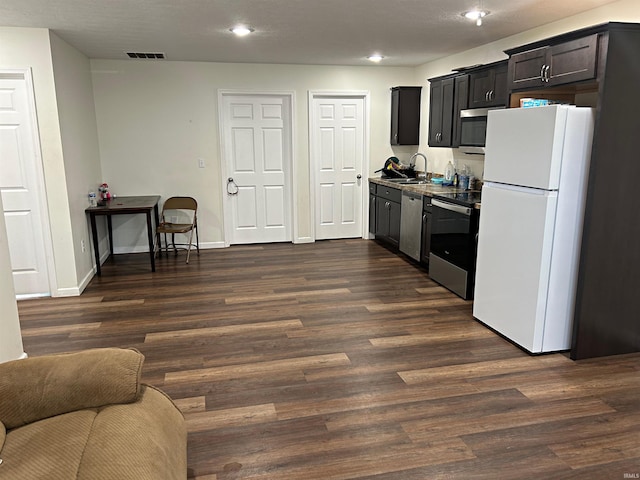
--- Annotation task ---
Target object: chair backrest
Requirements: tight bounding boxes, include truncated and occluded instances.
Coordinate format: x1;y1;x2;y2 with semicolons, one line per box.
161;197;197;224
162;196;197;211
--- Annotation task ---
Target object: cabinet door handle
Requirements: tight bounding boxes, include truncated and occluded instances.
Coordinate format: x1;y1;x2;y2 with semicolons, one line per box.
541;64;549;82
485;91;489;101
489;90;494;100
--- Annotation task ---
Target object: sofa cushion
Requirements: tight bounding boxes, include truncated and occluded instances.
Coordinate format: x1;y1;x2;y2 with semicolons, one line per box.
0;348;143;429
0;409;97;479
77;385;187;480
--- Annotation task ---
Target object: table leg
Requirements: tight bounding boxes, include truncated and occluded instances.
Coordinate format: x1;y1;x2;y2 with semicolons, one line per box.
153;203;160;228
107;216;114;257
146;211;156;272
90;213;101;276
153;203;160;257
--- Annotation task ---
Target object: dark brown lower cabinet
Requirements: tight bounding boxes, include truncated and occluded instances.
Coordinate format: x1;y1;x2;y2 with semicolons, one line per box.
375;197;401;247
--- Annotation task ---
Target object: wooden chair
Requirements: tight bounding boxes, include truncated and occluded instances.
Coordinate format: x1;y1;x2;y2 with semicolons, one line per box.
155;196;199;264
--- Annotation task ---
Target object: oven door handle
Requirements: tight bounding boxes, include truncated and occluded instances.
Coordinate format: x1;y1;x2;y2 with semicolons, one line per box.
432;199;472;216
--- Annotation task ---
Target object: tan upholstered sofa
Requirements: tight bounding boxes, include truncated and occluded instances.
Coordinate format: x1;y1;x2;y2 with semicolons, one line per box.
0;348;186;479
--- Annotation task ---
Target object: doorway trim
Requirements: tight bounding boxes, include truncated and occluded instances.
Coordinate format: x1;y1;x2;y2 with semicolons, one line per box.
217;90;296;247
308;90;370;241
0;67;57;298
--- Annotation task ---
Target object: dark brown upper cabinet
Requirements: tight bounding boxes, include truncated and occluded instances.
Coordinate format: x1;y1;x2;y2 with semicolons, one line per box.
468;61;508;108
390;86;421;145
428;77;454;147
502;23;640;361
452;74;469;148
507;34;598;91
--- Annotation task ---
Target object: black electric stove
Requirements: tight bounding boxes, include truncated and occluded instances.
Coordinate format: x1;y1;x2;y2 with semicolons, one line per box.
432;191;481;208
429;191;481;300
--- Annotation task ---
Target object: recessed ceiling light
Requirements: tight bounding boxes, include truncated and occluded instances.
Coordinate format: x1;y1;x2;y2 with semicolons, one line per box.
230;26;254;36
462;10;489;26
367;54;384;63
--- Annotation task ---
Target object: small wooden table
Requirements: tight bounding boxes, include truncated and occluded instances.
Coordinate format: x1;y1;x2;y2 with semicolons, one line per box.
86;196;161;276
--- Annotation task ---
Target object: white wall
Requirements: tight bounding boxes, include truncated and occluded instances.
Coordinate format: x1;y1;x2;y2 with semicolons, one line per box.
50;32;103;291
416;0;640;179
91;60;418;247
0;28;102;296
0;27;79;295
91;0;640;252
0;194;25;363
2;0;640;301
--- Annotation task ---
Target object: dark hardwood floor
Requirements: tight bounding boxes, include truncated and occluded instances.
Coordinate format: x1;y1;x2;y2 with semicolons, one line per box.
17;239;640;479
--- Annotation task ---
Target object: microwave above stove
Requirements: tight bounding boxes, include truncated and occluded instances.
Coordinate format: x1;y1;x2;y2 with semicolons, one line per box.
458;106;504;154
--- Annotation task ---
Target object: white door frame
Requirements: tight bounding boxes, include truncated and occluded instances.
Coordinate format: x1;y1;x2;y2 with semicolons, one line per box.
308;90;370;241
0;67;57;298
217;90;296;247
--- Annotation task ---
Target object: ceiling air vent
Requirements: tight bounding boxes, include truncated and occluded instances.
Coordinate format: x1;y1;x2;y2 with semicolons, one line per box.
125;52;166;59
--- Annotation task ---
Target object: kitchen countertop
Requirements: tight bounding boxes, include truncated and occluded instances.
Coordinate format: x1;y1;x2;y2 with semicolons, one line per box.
369;177;482;208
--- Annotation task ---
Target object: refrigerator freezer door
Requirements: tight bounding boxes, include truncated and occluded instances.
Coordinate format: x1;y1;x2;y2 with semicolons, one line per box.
473;183;559;353
484;105;569;190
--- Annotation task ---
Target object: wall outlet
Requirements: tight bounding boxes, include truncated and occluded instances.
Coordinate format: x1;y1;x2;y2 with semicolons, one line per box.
81;239;86;253
198;158;205;168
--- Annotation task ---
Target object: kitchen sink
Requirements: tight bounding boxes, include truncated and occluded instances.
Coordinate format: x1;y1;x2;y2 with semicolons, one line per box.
384;178;427;184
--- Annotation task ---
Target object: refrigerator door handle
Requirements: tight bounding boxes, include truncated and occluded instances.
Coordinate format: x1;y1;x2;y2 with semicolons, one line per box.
484;181;556;196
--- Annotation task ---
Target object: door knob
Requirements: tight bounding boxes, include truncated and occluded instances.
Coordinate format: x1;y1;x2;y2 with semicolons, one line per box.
227;177;239;196
357;174;362;179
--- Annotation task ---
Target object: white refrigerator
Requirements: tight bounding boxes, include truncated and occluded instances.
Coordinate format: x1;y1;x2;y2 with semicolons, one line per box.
473;105;595;353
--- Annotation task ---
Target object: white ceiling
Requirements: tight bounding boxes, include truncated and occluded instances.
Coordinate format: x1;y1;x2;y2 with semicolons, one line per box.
0;0;621;66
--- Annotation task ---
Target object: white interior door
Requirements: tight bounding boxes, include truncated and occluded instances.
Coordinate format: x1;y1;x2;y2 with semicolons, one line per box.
0;71;51;297
311;94;365;240
221;94;292;245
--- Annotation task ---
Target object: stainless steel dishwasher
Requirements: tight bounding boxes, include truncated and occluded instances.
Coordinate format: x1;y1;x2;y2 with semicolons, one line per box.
399;190;422;261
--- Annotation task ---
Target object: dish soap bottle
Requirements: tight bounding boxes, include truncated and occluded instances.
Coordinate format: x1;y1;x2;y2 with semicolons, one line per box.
444;161;454;186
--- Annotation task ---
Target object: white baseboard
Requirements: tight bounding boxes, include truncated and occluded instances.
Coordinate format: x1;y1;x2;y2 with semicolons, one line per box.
294;236;314;244
16;293;49;300
54;286;81;297
113;241;226;255
200;241;227;249
113;245;155;254
77;268;95;295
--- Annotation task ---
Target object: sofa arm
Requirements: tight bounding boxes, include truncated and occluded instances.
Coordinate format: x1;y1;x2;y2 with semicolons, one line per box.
0;348;144;430
0;420;5;453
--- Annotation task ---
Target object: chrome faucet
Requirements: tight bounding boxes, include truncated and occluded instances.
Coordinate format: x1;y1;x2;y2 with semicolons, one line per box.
409;152;427;178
